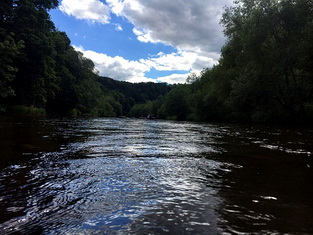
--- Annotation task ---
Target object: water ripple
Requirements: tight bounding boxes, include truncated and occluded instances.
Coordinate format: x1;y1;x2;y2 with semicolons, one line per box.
1;118;312;234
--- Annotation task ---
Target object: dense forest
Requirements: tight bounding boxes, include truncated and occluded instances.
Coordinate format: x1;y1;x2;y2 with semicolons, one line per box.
131;0;313;124
1;0;312;124
0;0;172;117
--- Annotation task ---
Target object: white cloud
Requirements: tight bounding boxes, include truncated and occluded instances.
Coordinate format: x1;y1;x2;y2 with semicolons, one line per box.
113;23;123;31
58;0;234;54
59;0;111;24
75;46;204;84
105;0;233;82
61;0;234;83
113;0;233;54
106;0;124;15
132;28;153;43
141;50;217;72
74;46;152;82
156;73;189;84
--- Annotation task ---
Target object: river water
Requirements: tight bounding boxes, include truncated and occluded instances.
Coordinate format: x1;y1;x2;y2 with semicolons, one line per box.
0;117;312;234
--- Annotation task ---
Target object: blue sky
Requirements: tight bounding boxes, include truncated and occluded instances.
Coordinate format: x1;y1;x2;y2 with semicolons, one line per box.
49;0;233;83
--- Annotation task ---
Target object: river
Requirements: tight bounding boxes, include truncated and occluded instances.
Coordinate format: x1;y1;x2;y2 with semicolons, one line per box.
0;117;312;234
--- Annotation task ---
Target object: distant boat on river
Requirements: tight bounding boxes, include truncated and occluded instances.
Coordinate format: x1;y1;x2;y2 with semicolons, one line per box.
147;114;155;120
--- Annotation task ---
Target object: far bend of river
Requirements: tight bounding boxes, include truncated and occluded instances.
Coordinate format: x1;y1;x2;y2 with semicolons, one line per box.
0;117;313;234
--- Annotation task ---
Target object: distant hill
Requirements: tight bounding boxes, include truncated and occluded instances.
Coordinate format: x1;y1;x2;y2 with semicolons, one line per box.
97;76;173;105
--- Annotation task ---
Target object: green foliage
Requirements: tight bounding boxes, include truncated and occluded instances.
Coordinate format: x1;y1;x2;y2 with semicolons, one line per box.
0;30;24;110
1;0;312;125
9;105;46;117
4;0;59;107
97;76;172;115
129;99;162;118
149;0;313;124
158;85;191;120
0;0;175;118
219;0;313;123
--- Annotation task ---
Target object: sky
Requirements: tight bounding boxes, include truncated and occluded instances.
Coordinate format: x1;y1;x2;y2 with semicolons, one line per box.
49;0;234;84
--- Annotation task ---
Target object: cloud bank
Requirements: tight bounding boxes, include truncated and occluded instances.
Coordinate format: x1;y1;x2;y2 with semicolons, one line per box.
108;0;232;54
59;0;233;83
75;46;213;84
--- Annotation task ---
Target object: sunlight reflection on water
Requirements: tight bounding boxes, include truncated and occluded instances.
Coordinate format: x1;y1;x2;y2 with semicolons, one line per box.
0;118;313;234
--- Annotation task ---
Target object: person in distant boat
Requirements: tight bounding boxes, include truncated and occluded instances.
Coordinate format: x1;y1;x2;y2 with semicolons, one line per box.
147;114;155;119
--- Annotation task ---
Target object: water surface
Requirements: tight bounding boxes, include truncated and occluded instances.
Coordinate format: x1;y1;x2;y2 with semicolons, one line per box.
0;117;312;234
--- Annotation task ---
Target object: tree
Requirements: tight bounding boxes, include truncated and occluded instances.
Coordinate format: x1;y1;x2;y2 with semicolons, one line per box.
15;0;58;107
0;30;23;110
186;72;199;84
220;0;313;122
158;85;191;120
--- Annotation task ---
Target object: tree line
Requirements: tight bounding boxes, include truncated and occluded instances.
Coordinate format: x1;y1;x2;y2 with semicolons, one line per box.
0;0;172;117
1;0;312;124
134;0;313;124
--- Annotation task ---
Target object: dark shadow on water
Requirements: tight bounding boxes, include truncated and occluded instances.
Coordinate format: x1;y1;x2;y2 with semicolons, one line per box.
0;117;313;234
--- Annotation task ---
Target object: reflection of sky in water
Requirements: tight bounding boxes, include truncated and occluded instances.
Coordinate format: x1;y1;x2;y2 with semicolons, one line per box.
7;155;228;233
1;118;313;234
65;156;227;233
57;119;313;158
66;119;221;158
